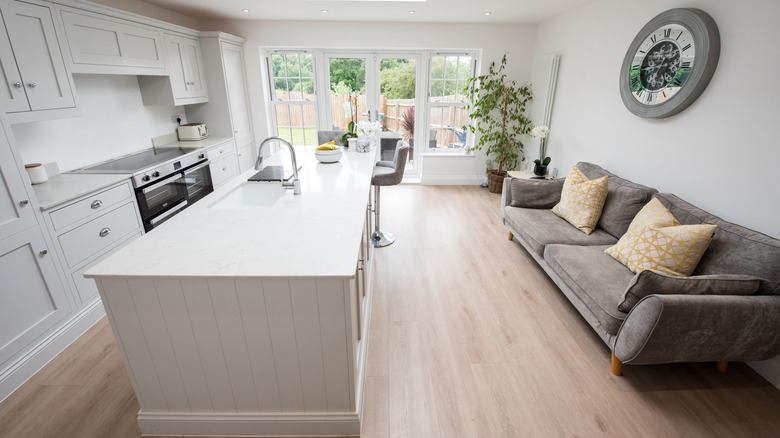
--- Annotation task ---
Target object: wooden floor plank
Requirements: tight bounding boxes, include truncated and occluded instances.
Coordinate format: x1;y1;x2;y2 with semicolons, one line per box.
1;185;778;438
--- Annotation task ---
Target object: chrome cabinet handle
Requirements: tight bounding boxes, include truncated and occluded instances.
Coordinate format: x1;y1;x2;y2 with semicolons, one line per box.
90;200;102;209
222;166;227;171
13;82;22;88
27;82;36;88
99;227;111;237
19;198;29;206
39;249;48;256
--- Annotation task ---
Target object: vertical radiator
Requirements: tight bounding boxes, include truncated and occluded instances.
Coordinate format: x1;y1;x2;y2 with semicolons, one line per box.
531;54;560;127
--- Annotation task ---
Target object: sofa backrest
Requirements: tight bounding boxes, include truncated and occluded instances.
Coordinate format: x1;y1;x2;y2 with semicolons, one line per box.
654;193;780;292
575;162;658;239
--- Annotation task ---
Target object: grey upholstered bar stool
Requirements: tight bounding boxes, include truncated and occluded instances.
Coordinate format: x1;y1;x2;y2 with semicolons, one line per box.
317;130;346;145
371;140;410;248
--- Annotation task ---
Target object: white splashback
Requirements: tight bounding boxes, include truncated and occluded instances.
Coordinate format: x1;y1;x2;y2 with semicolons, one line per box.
11;75;185;171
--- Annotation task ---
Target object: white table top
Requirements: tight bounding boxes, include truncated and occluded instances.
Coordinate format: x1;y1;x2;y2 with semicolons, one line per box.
32;173;133;211
87;145;378;279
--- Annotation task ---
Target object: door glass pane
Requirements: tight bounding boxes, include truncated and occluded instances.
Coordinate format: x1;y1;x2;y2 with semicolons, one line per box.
379;58;416;164
328;57;367;130
429;55;473;150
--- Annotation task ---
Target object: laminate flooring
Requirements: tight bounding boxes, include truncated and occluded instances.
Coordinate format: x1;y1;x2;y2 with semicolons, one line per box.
1;185;778;437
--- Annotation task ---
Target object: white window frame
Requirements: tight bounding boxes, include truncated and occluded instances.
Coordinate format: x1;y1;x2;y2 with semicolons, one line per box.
264;50;319;147
425;52;479;153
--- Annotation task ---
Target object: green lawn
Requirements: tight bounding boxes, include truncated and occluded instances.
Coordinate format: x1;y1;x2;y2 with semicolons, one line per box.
278;127;318;146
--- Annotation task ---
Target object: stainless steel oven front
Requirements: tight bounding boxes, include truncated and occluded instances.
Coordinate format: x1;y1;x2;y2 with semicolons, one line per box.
182;160;213;205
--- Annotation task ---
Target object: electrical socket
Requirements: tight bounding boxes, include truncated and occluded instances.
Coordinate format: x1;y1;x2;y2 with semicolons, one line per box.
171;115;181;124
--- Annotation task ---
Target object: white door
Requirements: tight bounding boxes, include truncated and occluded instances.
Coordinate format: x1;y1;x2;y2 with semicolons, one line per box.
222;41;252;143
2;1;74;111
0;11;28;113
181;37;206;98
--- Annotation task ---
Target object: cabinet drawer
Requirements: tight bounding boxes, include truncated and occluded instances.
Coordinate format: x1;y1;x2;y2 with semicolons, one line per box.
207;141;235;161
70;231;142;304
49;182;132;231
58;202;140;268
210;153;238;188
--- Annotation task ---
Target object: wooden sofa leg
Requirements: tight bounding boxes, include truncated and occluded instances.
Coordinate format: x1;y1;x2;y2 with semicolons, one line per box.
716;361;728;373
508;231;514;241
611;352;623;376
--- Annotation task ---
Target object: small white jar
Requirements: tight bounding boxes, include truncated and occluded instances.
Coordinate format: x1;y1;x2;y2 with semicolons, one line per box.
25;163;48;184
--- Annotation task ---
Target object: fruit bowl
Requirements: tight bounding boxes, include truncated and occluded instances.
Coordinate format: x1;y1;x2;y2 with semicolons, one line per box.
314;147;343;163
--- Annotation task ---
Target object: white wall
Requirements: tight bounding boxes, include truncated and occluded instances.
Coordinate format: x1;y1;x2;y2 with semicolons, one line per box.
533;0;780;385
12;75;183;171
199;19;536;182
533;0;780;239
88;0;199;29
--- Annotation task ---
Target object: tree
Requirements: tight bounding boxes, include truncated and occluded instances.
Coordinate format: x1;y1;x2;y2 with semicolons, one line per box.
328;58;366;93
380;60;416;99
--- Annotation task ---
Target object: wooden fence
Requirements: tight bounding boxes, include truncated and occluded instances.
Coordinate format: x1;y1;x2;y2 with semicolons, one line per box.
273;92;470;147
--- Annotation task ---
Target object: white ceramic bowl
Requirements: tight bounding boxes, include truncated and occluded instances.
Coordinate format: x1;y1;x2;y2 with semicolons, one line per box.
314;148;343;163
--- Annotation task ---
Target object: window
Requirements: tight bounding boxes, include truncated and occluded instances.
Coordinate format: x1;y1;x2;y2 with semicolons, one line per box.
267;52;318;146
428;54;475;151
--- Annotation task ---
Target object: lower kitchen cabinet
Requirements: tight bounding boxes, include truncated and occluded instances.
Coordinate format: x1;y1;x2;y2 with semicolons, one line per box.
41;180;143;308
207;139;239;188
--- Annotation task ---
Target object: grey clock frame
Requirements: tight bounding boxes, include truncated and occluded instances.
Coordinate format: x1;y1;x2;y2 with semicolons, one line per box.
619;8;721;119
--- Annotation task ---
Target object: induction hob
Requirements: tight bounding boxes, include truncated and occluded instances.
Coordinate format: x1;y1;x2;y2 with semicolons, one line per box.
71;148;206;188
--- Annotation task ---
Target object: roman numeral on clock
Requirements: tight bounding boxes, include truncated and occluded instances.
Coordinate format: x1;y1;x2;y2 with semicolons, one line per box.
664;28;672;38
681;61;691;68
682;43;692;52
650;35;657;44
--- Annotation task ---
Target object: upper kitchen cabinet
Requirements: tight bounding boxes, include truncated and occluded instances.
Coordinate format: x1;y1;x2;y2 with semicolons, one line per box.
57;7;167;75
138;32;208;106
187;33;255;172
0;0;77;123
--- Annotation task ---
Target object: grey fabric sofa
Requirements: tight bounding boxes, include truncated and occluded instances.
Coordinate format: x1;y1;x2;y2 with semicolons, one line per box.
501;162;780;375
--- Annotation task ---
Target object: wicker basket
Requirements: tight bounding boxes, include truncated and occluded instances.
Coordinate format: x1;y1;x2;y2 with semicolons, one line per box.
486;169;507;193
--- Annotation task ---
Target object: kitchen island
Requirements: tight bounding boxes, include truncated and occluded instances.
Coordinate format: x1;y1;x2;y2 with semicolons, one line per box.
86;144;377;436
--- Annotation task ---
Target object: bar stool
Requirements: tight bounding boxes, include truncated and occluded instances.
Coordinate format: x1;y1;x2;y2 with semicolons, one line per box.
371;140;410;248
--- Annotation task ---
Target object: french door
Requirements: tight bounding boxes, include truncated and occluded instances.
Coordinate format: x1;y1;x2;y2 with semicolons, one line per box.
322;52;423;176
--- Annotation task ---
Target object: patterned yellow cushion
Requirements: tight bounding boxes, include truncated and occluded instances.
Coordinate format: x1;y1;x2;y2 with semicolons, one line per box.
551;166;609;234
605;198;717;276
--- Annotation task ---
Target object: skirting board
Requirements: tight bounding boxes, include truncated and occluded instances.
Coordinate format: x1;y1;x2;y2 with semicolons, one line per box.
137;411;360;436
420;175;483;185
0;300;106;403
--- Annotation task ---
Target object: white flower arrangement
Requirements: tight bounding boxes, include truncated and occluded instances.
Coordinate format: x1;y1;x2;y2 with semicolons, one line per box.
530;125;549;139
356;120;383;136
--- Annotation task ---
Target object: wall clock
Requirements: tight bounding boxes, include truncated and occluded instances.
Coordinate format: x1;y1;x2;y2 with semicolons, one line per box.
619;8;720;118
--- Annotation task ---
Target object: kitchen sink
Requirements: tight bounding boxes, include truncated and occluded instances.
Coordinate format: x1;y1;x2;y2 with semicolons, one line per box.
209;182;284;209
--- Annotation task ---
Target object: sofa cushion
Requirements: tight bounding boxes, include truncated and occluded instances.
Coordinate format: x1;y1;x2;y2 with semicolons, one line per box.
509;177;566;209
605;198;717;277
654;193;780;293
576;162;658;238
544;244;634;335
504;207;618;257
617;270;765;312
552;166;609;235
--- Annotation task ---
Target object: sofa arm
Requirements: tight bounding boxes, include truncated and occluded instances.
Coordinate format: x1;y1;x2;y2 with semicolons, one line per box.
501;177;565;210
614;294;780;365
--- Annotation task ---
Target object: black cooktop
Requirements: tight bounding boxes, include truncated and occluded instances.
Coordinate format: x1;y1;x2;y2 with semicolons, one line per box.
76;148;192;173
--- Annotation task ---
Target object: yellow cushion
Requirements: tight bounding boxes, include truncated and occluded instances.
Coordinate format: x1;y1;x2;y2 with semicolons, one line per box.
551;166;609;234
605;198;717;276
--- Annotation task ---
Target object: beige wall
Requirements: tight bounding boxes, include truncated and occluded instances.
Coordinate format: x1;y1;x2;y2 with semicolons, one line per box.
200;19;536;181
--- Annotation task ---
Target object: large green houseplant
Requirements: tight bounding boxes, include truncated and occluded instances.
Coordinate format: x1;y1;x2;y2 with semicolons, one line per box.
464;55;532;193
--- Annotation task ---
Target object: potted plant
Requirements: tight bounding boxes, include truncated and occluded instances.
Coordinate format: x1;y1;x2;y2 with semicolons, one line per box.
530;125;551;176
463;54;532;193
341;93;358;146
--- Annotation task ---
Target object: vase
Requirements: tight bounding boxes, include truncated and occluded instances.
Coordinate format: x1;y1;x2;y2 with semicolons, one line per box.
533;163;548;176
347;137;357;148
356;135;371;153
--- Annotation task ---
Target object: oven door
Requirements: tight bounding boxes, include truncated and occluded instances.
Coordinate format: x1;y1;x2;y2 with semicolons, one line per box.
183;160;213;205
135;173;187;228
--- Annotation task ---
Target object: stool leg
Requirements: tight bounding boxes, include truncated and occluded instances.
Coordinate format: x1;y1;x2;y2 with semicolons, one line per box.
371;185;395;248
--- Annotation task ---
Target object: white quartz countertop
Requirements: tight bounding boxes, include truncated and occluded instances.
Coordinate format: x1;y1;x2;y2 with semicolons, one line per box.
156;136;233;150
87;145;378;279
32;173;132;210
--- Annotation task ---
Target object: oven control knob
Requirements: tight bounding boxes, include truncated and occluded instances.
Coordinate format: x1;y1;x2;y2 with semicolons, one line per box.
152;171;160;177
142;175;151;182
198;153;205;159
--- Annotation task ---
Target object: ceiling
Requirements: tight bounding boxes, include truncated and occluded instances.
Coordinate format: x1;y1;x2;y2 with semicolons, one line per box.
138;0;599;24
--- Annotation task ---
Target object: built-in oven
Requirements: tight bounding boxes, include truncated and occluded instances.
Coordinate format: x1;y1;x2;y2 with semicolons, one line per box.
136;172;188;232
182;160;213;205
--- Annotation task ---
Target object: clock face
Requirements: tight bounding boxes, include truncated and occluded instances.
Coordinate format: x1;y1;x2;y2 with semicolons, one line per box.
619;8;720;119
629;24;695;106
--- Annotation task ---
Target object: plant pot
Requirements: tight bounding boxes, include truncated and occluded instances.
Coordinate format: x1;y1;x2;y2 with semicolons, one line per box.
533;164;548;176
347;137;357;148
486;169;508;194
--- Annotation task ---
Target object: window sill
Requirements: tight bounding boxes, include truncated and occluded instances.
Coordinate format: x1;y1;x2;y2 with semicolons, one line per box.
421;151;475;157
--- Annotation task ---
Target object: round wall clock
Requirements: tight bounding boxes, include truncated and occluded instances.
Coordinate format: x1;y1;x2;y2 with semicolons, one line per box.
619;8;720;118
